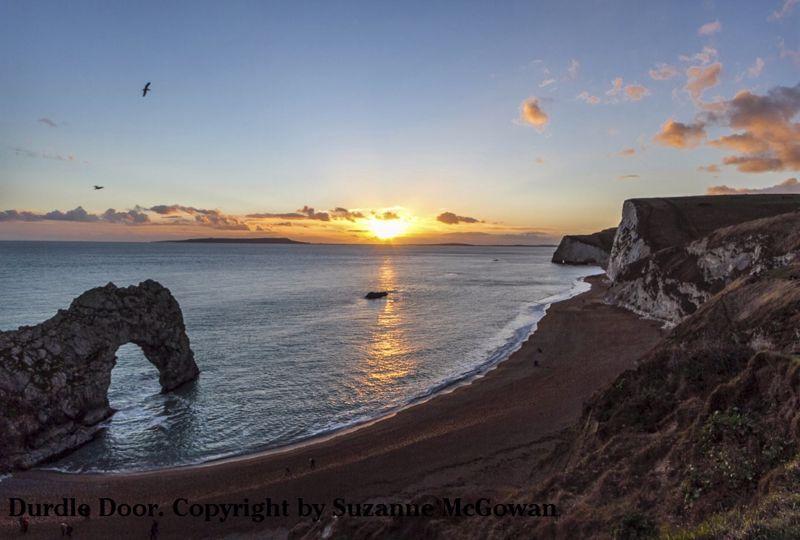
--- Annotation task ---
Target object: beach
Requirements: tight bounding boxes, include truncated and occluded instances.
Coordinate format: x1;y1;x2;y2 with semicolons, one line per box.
0;275;664;538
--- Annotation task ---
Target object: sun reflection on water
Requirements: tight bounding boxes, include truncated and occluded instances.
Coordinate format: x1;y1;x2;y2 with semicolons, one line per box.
361;257;414;389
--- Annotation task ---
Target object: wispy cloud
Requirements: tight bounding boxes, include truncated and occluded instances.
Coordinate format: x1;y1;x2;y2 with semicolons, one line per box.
707;178;800;194
698;164;721;173
617;148;636;157
698;20;722;36
566;59;580;80
11;146;77;162
747;57;765;78
37;117;58;128
685;62;722;106
605;78;650;102
618;174;640;180
768;0;798;21
577;91;601;105
649;63;678;80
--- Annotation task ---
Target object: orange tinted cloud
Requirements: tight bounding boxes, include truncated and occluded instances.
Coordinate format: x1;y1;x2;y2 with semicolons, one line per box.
707;178;800;194
685;62;722;104
519;98;549;130
654;119;707;148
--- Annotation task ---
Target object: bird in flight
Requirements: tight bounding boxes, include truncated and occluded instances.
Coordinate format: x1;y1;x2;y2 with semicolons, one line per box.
93;185;104;190
142;82;151;97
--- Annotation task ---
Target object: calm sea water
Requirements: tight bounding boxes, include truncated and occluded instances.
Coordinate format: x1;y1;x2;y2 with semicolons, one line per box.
0;241;598;472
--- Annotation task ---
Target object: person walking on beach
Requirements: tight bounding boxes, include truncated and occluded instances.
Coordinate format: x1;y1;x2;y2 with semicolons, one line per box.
309;458;315;470
285;466;292;477
149;519;159;540
18;516;29;533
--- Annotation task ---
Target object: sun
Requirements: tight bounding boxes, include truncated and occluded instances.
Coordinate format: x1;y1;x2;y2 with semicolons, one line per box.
367;217;409;240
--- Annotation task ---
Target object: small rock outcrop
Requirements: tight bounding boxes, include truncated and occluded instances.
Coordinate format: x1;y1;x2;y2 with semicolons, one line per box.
0;280;199;472
365;291;389;300
552;227;617;268
607;194;800;281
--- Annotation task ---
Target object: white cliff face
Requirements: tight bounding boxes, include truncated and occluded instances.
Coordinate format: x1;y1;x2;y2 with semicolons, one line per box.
607;200;650;281
552;239;610;267
606;212;800;325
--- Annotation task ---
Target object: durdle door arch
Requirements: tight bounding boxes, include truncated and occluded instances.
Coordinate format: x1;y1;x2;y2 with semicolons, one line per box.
0;280;199;472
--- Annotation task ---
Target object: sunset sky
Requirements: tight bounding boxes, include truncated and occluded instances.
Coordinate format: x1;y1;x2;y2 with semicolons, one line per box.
1;0;798;243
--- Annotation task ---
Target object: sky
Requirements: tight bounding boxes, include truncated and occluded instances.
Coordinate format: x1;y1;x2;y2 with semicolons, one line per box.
0;0;798;243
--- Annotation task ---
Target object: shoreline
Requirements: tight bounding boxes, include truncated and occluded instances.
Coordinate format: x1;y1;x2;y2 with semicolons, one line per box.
36;270;601;476
0;274;665;538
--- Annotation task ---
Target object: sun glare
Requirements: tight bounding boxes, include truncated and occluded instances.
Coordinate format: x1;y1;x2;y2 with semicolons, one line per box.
367;218;408;240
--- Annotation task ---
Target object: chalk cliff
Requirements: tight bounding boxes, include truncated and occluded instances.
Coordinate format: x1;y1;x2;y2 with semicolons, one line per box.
606;211;800;323
607;194;800;281
0;280;199;472
552;227;616;268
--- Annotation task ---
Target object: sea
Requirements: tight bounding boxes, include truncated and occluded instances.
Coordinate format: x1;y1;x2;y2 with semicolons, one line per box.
0;241;599;472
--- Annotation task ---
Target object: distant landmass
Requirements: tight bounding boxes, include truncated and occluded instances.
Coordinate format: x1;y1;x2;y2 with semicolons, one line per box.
159;237;308;244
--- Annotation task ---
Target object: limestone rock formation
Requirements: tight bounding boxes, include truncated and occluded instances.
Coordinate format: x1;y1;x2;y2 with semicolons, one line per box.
607;194;800;281
606;211;800;323
0;280;199;472
552;227;617;268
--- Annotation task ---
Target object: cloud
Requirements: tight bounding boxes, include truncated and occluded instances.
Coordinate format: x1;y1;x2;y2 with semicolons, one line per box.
708;84;800;172
577;91;601;105
101;209;151;224
535;157;545;164
436;212;481;225
330;207;365;221
606;78;623;97
624;84;650;101
147;204;249;229
649;63;679;80
655;84;800;173
747;57;765;78
778;37;800;67
296;205;330;221
707;177;800;194
0;206;152;225
698;164;721;173
605;78;650;102
685;62;722;105
567;59;580;80
680;46;718;65
654;119;707;148
617;174;640;180
539;78;556;88
768;0;798;21
377;211;400;220
37;117;58;128
618;148;636;157
519;98;549;130
698;20;722;36
11;146;77;162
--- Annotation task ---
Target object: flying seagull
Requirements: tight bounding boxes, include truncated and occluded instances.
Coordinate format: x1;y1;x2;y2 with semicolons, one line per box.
93;185;104;190
142;82;151;97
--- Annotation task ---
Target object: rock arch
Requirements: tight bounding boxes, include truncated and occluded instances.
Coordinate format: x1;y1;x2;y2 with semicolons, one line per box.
0;280;199;471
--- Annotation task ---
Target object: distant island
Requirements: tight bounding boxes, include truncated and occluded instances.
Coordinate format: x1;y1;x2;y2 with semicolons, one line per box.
158;237;309;244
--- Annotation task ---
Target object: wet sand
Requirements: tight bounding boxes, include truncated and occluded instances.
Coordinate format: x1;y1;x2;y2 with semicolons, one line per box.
0;275;664;539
